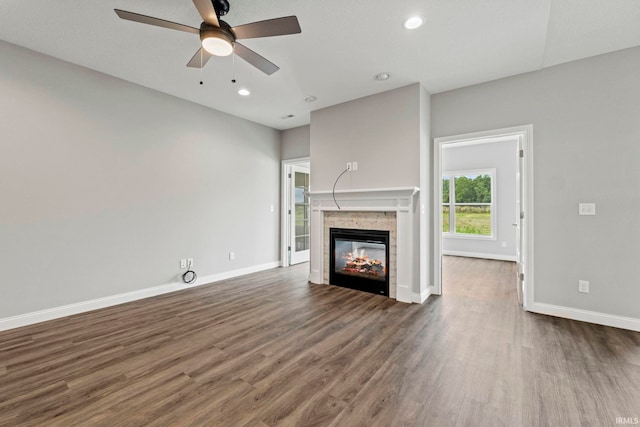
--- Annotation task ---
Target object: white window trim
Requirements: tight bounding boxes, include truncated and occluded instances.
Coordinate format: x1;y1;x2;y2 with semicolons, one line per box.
442;168;497;240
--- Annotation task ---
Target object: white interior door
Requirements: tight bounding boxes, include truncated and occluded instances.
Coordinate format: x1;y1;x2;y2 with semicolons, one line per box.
289;164;310;265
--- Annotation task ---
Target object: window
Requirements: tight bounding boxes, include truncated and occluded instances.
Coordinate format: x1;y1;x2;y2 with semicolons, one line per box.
442;170;494;238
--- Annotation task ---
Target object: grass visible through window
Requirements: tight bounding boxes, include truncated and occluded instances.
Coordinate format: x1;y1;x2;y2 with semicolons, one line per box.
454;205;491;235
443;172;493;236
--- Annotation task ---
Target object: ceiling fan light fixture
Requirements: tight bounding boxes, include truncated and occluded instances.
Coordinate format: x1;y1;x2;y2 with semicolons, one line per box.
200;27;234;56
201;36;233;56
404;16;424;30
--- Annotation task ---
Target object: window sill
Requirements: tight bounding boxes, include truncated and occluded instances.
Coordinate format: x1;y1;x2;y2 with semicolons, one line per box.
443;233;496;241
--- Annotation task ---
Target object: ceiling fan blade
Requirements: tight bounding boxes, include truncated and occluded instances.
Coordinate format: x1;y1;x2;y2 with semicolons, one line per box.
234;42;279;75
114;9;199;34
192;0;220;27
232;16;301;39
186;48;213;68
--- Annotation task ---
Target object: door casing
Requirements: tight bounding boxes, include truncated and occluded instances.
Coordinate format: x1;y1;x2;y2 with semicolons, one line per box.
281;157;310;267
433;125;534;310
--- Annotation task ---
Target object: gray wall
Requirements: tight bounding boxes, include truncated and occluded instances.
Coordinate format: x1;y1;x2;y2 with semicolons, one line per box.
442;140;518;260
419;86;432;296
310;84;422;191
281;125;310;160
432;47;640;319
0;41;281;318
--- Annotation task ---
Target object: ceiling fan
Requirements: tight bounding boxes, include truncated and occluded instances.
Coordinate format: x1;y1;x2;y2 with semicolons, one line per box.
114;0;301;75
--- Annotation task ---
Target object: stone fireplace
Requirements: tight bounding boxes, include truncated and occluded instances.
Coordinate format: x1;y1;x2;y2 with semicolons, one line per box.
308;187;420;303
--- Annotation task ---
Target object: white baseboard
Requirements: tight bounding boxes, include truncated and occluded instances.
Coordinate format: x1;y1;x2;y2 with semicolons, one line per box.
197;261;281;285
443;250;517;262
412;288;431;304
529;302;640;332
0;261;280;332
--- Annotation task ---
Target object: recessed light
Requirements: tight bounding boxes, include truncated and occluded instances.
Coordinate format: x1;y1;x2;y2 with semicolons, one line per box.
281;114;295;119
304;95;317;103
374;72;391;81
404;16;424;30
238;88;250;96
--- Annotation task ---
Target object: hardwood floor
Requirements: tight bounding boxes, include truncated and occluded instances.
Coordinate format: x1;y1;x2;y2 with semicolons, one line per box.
1;257;639;426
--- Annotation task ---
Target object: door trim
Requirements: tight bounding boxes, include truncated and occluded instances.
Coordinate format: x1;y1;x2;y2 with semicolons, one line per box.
433;125;534;310
281;157;310;267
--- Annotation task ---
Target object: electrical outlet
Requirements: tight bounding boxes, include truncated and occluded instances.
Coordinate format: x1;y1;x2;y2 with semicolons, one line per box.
346;162;352;171
579;203;596;216
187;258;194;268
180;259;187;269
351;161;358;171
578;280;589;293
229;252;235;261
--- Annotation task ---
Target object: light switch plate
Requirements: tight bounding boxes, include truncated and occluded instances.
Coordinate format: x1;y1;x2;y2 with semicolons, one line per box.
579;203;596;216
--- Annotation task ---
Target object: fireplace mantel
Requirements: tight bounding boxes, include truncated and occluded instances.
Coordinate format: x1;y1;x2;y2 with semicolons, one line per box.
308;187;419;211
308;187;420;303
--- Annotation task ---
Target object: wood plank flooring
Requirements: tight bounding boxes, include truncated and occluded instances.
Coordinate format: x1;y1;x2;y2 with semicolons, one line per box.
1;257;639;426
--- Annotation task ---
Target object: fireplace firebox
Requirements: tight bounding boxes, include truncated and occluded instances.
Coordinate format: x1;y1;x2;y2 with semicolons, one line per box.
329;228;390;296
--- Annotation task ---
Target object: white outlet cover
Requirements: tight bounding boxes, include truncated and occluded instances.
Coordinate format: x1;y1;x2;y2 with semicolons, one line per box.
579;203;596;215
578;280;589;293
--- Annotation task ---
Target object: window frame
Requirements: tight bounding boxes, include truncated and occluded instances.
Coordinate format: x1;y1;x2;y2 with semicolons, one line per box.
442;168;497;240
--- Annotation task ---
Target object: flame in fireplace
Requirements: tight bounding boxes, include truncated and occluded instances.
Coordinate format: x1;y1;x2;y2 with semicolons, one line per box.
342;249;385;277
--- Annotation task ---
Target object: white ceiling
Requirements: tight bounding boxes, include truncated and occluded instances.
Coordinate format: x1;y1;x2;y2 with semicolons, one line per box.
1;0;639;130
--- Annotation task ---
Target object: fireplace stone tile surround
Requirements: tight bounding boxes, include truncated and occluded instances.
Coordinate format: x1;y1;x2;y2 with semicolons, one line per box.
308;187;420;303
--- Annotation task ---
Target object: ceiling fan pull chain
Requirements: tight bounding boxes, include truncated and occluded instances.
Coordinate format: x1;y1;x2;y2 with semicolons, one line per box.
231;51;236;83
199;49;204;85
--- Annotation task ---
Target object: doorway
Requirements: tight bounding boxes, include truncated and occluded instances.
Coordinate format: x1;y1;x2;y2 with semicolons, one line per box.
433;125;533;309
281;158;310;266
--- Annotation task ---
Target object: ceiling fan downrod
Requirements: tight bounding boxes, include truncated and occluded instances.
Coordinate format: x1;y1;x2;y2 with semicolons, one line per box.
212;0;229;17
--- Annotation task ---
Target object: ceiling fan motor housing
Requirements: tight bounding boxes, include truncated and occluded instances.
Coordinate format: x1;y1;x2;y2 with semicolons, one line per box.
200;21;235;44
